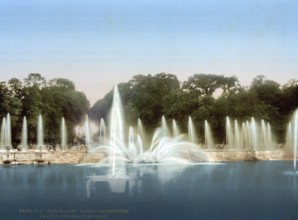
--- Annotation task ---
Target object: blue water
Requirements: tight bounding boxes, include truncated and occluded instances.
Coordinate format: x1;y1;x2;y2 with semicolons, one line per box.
0;161;297;220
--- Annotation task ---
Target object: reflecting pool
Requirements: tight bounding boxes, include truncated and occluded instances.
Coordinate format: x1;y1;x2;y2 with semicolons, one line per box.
0;161;297;220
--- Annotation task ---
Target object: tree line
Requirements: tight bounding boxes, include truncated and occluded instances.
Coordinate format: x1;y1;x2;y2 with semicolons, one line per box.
1;72;297;146
0;73;89;146
89;73;298;144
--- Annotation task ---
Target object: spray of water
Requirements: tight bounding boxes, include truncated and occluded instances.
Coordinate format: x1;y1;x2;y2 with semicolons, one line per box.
37;114;44;150
61;117;67;150
21;116;28;150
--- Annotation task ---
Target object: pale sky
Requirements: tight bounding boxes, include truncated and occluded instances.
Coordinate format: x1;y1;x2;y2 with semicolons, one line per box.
0;0;297;105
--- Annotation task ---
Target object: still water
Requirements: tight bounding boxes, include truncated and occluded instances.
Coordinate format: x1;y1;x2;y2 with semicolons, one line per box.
0;161;297;220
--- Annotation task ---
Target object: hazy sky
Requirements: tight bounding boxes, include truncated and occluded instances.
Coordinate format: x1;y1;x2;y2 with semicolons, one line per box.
0;0;297;105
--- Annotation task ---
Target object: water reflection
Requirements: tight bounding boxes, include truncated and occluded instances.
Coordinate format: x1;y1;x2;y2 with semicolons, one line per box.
282;170;298;199
1;161;298;220
85;163;220;198
86;168;131;197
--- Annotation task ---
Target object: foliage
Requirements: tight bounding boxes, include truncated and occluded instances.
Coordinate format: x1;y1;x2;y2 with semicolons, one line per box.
1;72;297;146
89;73;180;133
0;74;89;147
182;73;239;96
90;73;298;144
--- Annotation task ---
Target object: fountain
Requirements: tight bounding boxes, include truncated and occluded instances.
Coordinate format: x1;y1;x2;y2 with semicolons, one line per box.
242;121;250;148
172;119;180;137
99;118;107;145
61;117;67;150
92;85;208;173
204;120;214;149
287;109;298;173
267;123;273;149
294;110;298;173
0;113;12;150
161;115;170;137
226;116;234;148
188;116;197;143
260;120;267;149
109;85;126;175
21;116;28;150
0;113;13;163
37;114;44;150
1;87;298;220
84;115;92;150
137;119;142;133
127;127;144;161
136;118;146;152
6;113;12;149
225;116;275;150
0;84;289;167
234;120;241;149
250;117;258;150
0;117;6;150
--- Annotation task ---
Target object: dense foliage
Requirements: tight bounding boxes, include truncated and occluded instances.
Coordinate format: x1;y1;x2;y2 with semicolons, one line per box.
89;73;298;143
1;72;297;146
0;73;89;146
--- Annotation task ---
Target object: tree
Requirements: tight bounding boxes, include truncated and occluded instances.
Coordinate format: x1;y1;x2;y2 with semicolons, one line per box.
40;83;89;144
89;73;298;144
24;73;46;88
182;73;239;97
0;74;90;146
126;73;180;130
250;75;282;107
48;78;76;91
89;73;180;134
8;78;24;99
163;90;198;132
281;79;298;114
89;90;113;125
0;80;23;145
0;82;10;118
249;75;284;141
21;85;43;144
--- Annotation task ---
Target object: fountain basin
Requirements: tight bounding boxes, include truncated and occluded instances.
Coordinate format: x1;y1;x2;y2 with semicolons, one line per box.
0;161;297;220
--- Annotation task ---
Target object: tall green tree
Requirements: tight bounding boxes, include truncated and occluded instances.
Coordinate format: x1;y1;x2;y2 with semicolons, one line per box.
89;73;180;133
0;74;89;147
182;73;239;97
249;75;284;141
281;79;298;115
